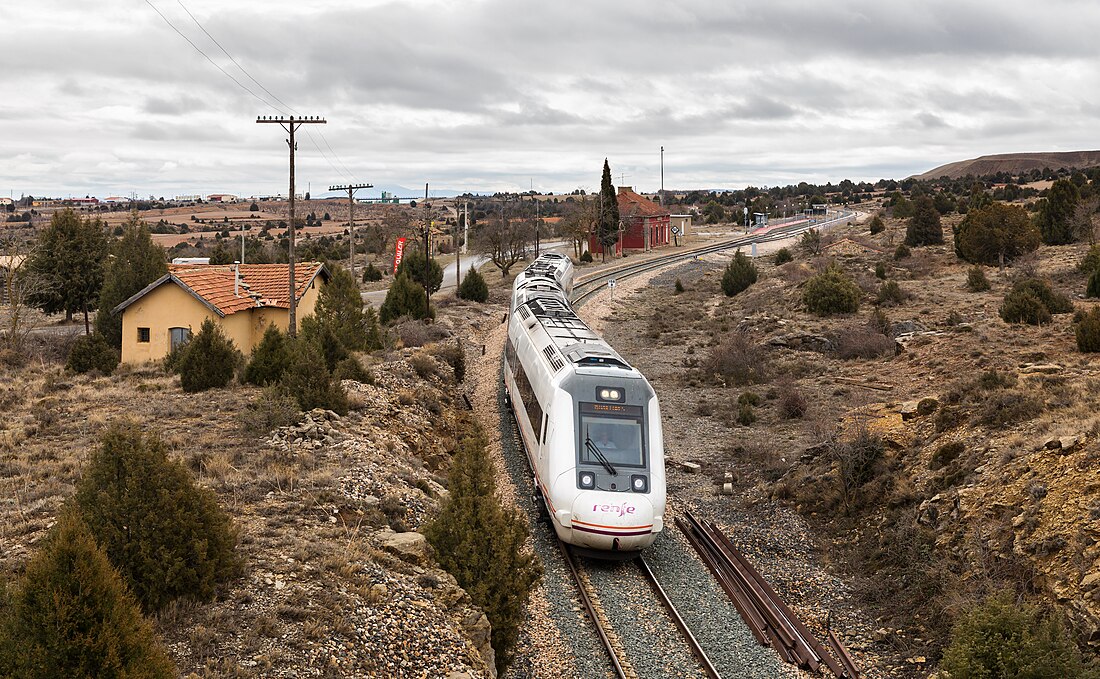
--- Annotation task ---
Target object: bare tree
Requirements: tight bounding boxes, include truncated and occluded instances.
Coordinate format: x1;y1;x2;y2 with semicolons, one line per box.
474;214;531;277
558;195;597;258
0;235;49;352
1071;196;1099;245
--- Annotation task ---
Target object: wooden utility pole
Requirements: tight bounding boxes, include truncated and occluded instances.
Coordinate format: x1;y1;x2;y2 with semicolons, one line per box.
256;115;326;337
423;183;431;314
329;182;372;278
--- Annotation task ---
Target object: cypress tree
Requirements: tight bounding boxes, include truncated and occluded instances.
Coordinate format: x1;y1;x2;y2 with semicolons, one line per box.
95;213;168;348
72;421;241;613
596;159;621;260
424;421;541;672
0;513;175;678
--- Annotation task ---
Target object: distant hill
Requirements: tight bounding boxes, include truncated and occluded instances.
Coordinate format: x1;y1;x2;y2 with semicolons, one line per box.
913;151;1100;181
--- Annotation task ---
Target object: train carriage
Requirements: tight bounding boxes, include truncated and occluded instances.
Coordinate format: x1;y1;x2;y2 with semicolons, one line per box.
505;255;666;556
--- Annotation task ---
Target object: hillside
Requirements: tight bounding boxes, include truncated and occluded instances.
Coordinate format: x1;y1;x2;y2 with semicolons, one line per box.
913;150;1100;180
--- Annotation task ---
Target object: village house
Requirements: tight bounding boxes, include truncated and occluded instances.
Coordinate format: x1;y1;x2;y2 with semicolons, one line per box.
589;187;672;257
113;262;329;365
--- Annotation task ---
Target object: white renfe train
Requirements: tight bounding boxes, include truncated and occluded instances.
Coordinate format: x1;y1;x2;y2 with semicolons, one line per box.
504;253;666;557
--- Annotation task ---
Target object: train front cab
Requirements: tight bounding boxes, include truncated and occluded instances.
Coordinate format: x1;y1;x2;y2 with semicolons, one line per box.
547;370;666;557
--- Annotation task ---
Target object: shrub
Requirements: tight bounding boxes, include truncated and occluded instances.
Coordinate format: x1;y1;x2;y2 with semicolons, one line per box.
967;266;991;292
953;202;1039;267
836;327;895;360
239;385;301;433
580;250;593;263
874;262;886;279
737;391;761;407
379;273;431;323
457;267;489;303
876;280;908;306
66;333;119;375
799;228;822;256
1000;279;1071;325
430;341;466;382
177;318;241;392
774;248;794;265
704;332;768;385
930;441;965;470
299;315;349;372
941;593;1096;679
867;307;890;334
736;403;756;426
674;278;685;294
894;243;911;260
905;195;944;246
721;251;758;297
803;265;861;315
1000;290;1050;325
1088;269;1100;298
280;340;349;415
777;382;807;419
868;214;885;234
243;324;291;386
314;264;370;351
1078;244;1100;274
424;420;541;672
362;261;383;282
975;391;1043;428
333;356;373;383
1076;308;1100;352
72;421;241;613
0;513;175;677
830;429;885;510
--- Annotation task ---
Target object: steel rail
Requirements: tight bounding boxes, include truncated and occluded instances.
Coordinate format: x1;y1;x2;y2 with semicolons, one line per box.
556;540;631;679
636;555;724;679
570;211;853;306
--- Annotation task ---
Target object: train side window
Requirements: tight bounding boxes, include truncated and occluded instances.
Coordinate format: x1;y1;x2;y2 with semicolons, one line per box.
540;415;548;444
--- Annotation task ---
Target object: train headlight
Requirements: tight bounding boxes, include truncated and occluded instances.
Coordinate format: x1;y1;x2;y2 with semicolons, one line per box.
578;472;596;489
596;387;625;402
630;474;648;493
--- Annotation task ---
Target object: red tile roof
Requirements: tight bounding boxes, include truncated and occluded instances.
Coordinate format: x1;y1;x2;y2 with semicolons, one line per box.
617;188;669;218
160;263;326;316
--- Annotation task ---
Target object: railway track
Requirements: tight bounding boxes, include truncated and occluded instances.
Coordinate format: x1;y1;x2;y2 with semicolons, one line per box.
571;211;854;306
557;539;723;679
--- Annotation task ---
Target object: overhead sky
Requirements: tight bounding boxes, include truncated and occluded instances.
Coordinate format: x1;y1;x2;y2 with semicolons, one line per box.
4;0;1100;198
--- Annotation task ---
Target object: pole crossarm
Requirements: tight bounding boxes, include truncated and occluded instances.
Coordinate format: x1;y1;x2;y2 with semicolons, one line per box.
255;114;326;337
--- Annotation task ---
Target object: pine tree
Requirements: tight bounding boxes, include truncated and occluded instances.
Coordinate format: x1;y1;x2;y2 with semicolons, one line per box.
596;159;621;260
379;272;431;323
299;315;349;372
905;195;944;246
363;306;384;351
424;421;541;672
72;421;241;614
0;512;175;678
176;318;241;392
243;323;291;386
95;213;168;348
26;208;109;332
457;267;489;302
1036;178;1080;245
313;264;369;351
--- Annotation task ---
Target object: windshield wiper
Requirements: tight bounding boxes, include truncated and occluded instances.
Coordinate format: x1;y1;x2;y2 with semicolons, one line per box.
584;434;617;477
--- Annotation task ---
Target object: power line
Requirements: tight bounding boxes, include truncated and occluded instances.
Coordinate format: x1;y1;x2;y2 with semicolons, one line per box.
143;0;281;113
175;0;293;115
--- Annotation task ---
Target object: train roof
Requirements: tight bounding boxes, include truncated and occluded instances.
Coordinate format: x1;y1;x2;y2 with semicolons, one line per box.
513;287;634;372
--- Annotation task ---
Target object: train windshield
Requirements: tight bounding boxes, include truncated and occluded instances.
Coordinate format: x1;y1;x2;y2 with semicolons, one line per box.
579;403;645;468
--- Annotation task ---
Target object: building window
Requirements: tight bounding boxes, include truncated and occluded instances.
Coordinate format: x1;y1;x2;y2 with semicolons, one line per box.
169;327;191;351
137;327;151;343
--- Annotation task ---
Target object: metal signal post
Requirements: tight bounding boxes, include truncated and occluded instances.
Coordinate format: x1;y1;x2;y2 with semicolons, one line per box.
257;115;326;337
330;182;373;278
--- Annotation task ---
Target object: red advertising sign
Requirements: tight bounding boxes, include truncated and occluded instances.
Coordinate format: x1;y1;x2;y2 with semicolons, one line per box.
393;237;407;273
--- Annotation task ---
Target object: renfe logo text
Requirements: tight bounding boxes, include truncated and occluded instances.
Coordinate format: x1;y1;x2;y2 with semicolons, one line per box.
593;503;636;517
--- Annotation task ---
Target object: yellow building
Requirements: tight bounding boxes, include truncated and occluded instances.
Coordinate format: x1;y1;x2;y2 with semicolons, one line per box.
114;262;329;365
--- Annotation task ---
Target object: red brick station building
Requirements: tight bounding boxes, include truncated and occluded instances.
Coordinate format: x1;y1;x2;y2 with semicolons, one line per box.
589;187;672;257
